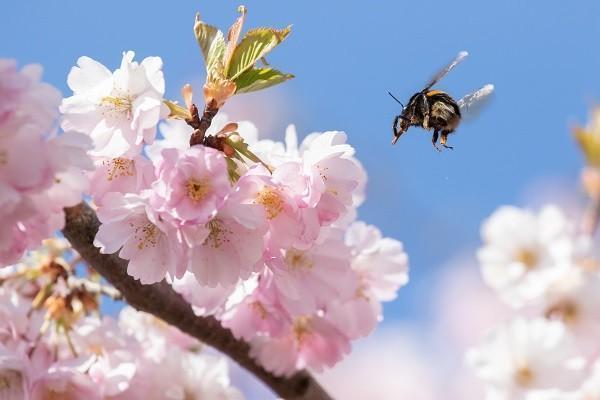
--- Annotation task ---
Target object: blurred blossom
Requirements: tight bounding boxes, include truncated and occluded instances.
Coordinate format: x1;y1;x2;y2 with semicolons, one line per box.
466;318;586;400
477;205;576;307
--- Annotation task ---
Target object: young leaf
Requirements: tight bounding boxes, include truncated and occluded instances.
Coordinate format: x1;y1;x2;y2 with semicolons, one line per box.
194;15;226;74
233;67;294;94
163;100;192;120
223;5;247;71
227;26;292;80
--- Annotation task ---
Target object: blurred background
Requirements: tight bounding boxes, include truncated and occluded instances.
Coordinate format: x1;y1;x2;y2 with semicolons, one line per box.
3;1;600;398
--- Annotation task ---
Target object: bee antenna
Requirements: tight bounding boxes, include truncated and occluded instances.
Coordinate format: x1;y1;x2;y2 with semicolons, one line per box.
388;91;405;108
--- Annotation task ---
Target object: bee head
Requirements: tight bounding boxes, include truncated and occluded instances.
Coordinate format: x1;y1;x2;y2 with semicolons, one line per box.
392;114;411;144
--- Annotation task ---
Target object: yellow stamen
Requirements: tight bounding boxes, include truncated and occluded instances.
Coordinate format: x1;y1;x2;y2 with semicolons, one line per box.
515;248;539;269
514;365;534;387
546;300;579;325
104;158;135;181
203;219;232;249
293;316;312;344
255;188;284;219
131;222;159;250
285;249;313;271
101;95;133;118
186;178;211;202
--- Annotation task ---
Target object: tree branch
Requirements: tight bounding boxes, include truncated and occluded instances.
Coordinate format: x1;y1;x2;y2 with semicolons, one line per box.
62;202;332;400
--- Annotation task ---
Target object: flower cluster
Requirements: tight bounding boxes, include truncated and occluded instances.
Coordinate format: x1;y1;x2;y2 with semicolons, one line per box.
0;60;92;266
0;240;242;399
57;52;409;376
467;204;600;399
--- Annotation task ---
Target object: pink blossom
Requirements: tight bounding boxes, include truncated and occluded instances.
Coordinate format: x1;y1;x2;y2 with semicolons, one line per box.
172;272;239;316
221;272;289;341
151;146;231;225
0;60;61;132
94;192;186;284
186;173;267;287
266;228;358;315
60;51;166;158
241;165;320;251
300;132;366;224
29;356;101;400
326;296;382;340
88;155;154;205
346;221;409;302
117;307;197;360
250;314;351;376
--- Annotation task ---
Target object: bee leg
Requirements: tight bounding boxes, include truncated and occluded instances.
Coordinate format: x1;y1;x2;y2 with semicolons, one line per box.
441;130;454;150
432;130;441;152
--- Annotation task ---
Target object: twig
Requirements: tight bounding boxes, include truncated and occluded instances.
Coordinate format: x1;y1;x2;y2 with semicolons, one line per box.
62;202;332;400
188;100;220;147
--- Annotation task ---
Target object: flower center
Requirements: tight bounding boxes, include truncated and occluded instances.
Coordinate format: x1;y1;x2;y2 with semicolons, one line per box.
285;249;313;271
104;157;135;181
203;219;231;249
0;370;24;396
251;301;268;319
131;222;160;250
293;316;312;344
101;95;133;119
255;188;284;219
186;178;211;202
546;300;579;325
0;150;7;166
514;365;534;387
515;248;539;269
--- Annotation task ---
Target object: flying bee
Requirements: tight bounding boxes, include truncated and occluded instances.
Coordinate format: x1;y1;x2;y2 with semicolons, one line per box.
389;51;494;151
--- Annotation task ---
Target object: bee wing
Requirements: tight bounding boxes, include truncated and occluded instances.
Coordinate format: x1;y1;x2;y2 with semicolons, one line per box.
457;84;494;122
424;51;469;91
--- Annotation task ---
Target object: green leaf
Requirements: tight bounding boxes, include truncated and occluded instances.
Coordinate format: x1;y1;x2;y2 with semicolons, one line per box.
224;136;272;172
227;26;291;80
163;100;191;120
194;16;226;74
233;67;294;94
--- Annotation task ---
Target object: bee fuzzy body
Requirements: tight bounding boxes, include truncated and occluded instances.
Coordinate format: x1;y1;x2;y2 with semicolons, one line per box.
394;90;461;150
389;50;492;151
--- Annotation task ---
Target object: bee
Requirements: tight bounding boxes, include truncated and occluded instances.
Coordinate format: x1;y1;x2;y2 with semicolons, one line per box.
389;51;494;151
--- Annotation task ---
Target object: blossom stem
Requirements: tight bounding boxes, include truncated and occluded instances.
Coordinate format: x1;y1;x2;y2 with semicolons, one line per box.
189;99;219;146
62;202;333;400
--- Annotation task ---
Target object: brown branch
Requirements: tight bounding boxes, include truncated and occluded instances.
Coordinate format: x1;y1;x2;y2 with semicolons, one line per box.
188;100;220;147
62;202;332;400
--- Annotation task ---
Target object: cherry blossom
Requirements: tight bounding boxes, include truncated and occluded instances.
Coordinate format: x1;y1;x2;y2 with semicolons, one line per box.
250;314;351;376
477;205;576;307
467;318;586;400
0;60;92;267
150;146;231;225
88;155;154;205
94;192;186;284
60;51;167;158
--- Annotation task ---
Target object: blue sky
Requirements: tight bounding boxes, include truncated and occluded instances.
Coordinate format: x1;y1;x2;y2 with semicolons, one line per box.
4;0;600;323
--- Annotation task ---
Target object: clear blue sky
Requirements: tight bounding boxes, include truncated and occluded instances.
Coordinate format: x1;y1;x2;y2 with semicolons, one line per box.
4;0;600;323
